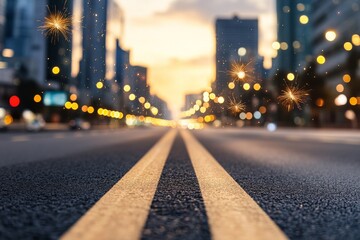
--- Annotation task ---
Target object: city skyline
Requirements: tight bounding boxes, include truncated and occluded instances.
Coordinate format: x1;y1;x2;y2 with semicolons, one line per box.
103;0;276;114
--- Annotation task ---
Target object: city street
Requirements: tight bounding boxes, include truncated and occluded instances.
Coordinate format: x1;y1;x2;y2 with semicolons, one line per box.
1;127;359;239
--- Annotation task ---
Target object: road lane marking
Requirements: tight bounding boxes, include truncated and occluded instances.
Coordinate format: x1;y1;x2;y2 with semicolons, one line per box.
61;129;177;240
11;136;30;142
181;130;288;240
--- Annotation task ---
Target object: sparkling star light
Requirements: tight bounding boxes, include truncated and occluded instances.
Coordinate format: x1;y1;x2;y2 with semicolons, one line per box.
40;7;72;42
229;60;255;83
228;97;246;115
278;85;309;111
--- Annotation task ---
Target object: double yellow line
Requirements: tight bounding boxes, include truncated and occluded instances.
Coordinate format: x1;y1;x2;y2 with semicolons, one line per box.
62;129;287;240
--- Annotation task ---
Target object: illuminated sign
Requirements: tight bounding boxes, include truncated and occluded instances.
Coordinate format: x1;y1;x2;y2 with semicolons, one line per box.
43;91;67;106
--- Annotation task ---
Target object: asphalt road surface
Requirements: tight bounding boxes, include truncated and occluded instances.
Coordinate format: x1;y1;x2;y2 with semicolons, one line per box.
0;127;359;240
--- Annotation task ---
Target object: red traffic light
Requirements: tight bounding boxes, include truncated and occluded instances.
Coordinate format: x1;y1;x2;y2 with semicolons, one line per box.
9;95;20;107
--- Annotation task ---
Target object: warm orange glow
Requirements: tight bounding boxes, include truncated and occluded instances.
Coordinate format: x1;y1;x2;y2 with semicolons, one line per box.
253;83;261;91
230;61;254;83
4;115;13;125
70;94;77;101
34;94;42;103
139;97;146;104
336;84;344;93
352;34;360;46
278;85;309;111
349;97;358;106
316;98;324;107
344;42;353;51
87;106;95;114
40;9;72;41
343;74;351;83
228;97;246;115
228;82;235;89
259;106;267;114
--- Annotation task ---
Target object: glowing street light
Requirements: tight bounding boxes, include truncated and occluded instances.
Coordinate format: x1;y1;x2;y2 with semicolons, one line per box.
96;81;104;89
317;55;326;64
287;73;295;81
34;94;42;103
123;85;131;92
325;30;336;41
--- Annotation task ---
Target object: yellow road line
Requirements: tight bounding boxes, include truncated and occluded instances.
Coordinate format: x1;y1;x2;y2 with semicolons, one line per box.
181;130;288;240
61;129;177;240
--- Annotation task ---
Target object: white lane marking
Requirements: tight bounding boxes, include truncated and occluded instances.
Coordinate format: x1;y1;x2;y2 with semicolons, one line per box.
181;130;288;240
61;129;177;240
11;136;30;142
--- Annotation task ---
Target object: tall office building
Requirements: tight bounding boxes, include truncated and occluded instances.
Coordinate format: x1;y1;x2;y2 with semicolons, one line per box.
271;0;312;75
46;0;73;87
115;40;130;111
128;65;149;115
79;0;122;103
2;0;46;84
312;0;360;123
215;16;259;96
0;0;5;51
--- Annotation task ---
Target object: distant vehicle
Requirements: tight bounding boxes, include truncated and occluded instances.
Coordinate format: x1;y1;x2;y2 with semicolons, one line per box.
69;119;91;131
22;110;46;132
0;107;13;131
26;115;46;132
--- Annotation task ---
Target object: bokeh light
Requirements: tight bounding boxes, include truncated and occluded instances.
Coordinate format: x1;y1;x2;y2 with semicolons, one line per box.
325;30;336;41
52;66;60;75
317;55;326;64
9;96;20;107
33;94;42;103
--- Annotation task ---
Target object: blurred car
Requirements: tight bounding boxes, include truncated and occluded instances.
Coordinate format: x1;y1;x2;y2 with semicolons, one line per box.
0;107;13;131
69;118;91;131
26;115;46;132
22;110;46;132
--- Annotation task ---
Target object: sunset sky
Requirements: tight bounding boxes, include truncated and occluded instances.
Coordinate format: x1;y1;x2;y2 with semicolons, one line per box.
74;0;277;115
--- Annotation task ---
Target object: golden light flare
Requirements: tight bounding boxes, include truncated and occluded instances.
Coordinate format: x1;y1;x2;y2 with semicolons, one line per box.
228;97;246;115
229;60;255;83
39;7;72;42
278;84;310;111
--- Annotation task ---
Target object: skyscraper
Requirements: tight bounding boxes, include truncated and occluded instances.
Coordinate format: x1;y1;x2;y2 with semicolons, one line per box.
0;0;5;51
46;0;73;87
215;16;258;96
271;0;312;75
79;0;122;106
311;0;360;123
128;65;149;115
3;0;47;84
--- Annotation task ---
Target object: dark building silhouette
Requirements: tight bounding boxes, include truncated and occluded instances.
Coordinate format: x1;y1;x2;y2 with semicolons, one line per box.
271;0;312;76
311;0;360;125
46;0;73;87
215;16;259;96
